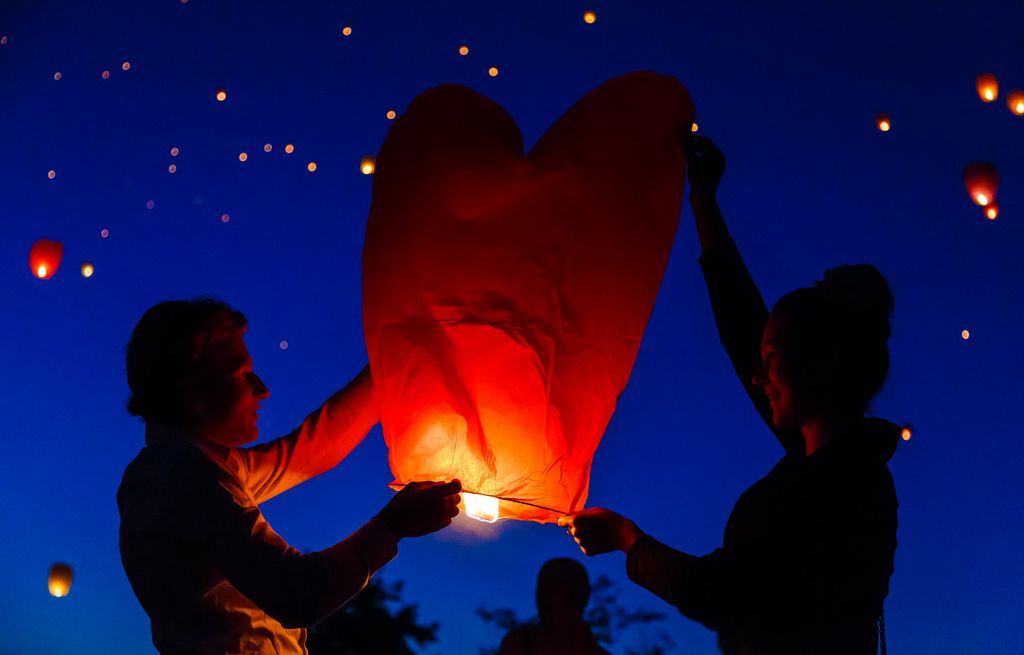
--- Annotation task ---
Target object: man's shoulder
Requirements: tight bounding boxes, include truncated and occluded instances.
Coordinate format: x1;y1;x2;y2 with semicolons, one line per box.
119;440;227;500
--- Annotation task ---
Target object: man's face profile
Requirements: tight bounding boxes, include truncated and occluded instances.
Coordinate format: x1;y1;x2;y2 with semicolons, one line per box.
187;331;269;447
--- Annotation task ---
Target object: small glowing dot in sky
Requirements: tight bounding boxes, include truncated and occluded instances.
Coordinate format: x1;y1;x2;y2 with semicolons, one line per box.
47;170;56;179
985;205;998;220
168;164;177;173
284;144;295;154
0;36;7;45
307;162;317;172
239;152;248;162
691;122;699;133
386;110;397;120
488;67;499;77
877;116;891;132
101;70;110;79
54;72;62;81
221;213;230;223
263;143;272;152
342;26;352;36
81;263;95;278
900;427;912;441
170;147;179;156
279;340;289;350
216;89;227;101
100;228;110;238
146;200;155;209
583;11;597;24
961;329;970;340
360;156;375;175
459;45;469;56
122;61;131;71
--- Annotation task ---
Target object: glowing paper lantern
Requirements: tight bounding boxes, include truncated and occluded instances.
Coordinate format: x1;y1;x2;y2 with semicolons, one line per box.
691;122;699;133
386;110;397;120
976;74;998;102
459;45;470;56
363;73;692;523
985;202;999;220
48;563;73;597
29;239;64;280
900;426;912;441
101;70;110;80
876;113;891;132
48;169;56;179
1008;90;1024;116
216;89;227;101
54;72;62;81
81;262;95;278
238;152;248;162
263;143;272;152
342;26;353;36
122;61;131;71
463;493;499;523
583;11;597;24
360;156;376;175
307;162;317;172
963;162;999;206
284;144;295;154
961;329;970;340
488;67;499;77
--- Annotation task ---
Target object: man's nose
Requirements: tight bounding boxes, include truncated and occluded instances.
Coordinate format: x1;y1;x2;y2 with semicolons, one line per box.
253;374;270;399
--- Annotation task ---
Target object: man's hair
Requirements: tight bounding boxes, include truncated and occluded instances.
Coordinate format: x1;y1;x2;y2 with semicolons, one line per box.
126;298;247;426
536;558;591;619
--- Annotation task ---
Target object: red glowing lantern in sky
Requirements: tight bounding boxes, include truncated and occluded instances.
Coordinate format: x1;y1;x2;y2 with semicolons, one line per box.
363;73;693;523
48;563;73;597
976;73;998;102
1007;90;1024;116
963;162;999;207
29;239;64;279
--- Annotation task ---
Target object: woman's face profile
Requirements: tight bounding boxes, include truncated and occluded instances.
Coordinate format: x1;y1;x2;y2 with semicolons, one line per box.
753;311;809;429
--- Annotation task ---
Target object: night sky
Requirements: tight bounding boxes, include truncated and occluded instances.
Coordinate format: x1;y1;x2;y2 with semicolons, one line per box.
2;1;1023;653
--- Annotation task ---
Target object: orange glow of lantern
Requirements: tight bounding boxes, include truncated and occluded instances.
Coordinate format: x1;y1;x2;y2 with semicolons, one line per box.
122;61;131;71
238;152;248;162
690;122;699;133
583;11;597;24
30;239;63;280
359;155;375;175
1007;90;1024;116
168;164;177;174
284;143;295;154
488;67;499;77
876;113;891;132
463;493;500;523
263;143;272;152
961;329;970;340
81;262;95;278
976;73;998;102
221;213;230;223
54;71;62;81
48;563;73;597
459;45;469;56
900;426;912;441
170;147;179;156
985;202;999;220
0;35;7;45
342;26;353;36
363;73;692;523
47;169;56;179
386;110;397;120
963;162;998;206
307;161;317;172
101;70;110;80
216;89;227;102
100;228;109;238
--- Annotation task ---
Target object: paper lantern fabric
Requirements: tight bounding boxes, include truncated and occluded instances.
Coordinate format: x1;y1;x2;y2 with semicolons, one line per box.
363;72;693;523
29;239;64;280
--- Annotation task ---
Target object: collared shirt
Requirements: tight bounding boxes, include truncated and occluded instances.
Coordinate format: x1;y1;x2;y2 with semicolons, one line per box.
118;369;398;655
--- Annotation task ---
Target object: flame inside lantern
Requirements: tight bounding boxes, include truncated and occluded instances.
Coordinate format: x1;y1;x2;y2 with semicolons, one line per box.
463;492;500;523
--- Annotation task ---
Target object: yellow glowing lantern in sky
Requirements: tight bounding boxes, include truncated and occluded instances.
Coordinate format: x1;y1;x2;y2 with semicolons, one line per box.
48;563;73;597
985;202;999;220
690;122;699;133
284;143;295;154
216;89;227;102
976;73;998;102
583;11;597;24
386;110;397;120
463;493;500;523
360;155;375;175
48;169;56;179
81;262;95;278
264;143;272;152
1007;90;1024;116
963;162;998;206
901;426;912;441
342;26;352;36
238;152;248;162
307;161;317;172
876;113;891;132
961;329;970;340
459;45;469;56
122;61;131;71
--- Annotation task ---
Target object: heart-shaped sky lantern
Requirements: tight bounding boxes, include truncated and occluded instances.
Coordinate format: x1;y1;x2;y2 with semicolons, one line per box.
363;72;693;523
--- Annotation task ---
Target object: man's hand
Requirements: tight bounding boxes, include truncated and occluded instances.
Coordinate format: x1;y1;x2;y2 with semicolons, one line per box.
683;134;726;200
376;480;462;539
558;508;642;556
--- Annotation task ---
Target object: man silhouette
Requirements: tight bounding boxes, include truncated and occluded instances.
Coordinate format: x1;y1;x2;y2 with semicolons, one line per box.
118;299;460;655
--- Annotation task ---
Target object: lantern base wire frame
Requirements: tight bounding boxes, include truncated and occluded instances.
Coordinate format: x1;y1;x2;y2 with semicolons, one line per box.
388;482;569;518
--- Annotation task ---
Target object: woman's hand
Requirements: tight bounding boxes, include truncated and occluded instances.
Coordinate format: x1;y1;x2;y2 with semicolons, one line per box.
683;134;726;200
558;508;642;556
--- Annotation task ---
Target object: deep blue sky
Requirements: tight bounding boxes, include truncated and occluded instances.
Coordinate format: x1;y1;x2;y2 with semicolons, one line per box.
2;1;1022;653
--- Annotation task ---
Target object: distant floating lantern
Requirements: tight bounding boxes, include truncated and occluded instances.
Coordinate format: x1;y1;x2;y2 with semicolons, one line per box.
48;563;73;598
900;425;912;441
386;110;397;120
81;262;95;278
168;164;177;174
170;147;179;156
263;143;272;152
0;35;7;45
47;169;56;179
101;70;110;80
963;162;999;206
984;202;999;220
122;61;131;71
583;11;597;24
221;213;230;223
1007;90;1024;116
54;71;62;81
238;152;248;162
876;113;891;132
279;339;289;350
459;45;469;56
360;155;375;175
690;122;699;133
30;239;64;280
100;228;109;238
307;162;317;172
146;200;155;209
216;89;227;102
488;67;499;77
342;26;353;36
284;143;295;154
961;329;970;340
463;492;499;523
976;73;998;102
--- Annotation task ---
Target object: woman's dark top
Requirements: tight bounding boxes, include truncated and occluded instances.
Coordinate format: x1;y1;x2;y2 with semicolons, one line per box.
625;237;899;654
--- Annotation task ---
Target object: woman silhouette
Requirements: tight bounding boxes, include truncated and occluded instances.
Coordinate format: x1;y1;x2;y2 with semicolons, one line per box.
560;136;899;654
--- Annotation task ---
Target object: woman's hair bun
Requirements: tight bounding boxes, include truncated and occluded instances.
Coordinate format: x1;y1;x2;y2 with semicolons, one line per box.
816;264;894;340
